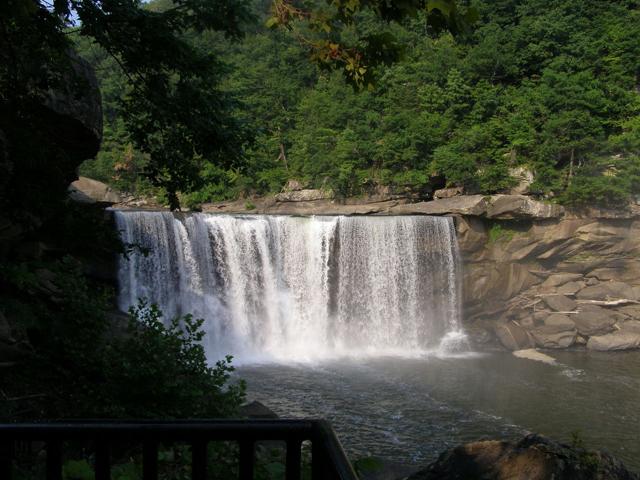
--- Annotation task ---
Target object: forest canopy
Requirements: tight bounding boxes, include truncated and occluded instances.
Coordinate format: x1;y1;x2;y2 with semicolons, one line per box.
77;0;640;209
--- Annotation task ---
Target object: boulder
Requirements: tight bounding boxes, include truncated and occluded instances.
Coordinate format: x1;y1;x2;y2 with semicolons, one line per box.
577;281;636;301
557;281;585;295
587;332;640;351
513;349;557;364
544;313;576;330
607;281;638;300
275;189;333;202
494;322;534;350
282;179;305;192
621;320;640;333
455;216;488;255
573;310;617;336
391;195;488;216
434;187;463;199
507;166;535;195
408;434;638;480
68;176;121;204
542;295;577;312
485;195;565;220
541;273;583;289
617;305;640;319
531;326;577;348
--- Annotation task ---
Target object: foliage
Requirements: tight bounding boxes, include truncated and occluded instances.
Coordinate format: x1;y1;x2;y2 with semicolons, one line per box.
105;300;245;418
1;0;254;212
487;223;516;244
268;0;477;87
0;259;245;420
353;456;385;476
78;0;640;209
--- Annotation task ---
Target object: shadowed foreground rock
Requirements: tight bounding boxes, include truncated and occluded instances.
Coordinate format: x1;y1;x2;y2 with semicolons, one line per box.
408;434;638;480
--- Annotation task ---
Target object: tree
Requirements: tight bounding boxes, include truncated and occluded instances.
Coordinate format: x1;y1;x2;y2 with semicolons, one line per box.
268;0;477;87
1;0;253;211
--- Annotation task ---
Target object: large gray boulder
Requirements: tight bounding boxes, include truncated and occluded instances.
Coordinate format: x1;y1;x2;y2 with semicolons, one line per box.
557;281;585;295
531;325;577;348
495;322;534;350
68;176;121;204
573;310;617;336
485;195;565;220
587;331;640;351
621;320;640;333
391;195;488;216
507;166;535;195
544;313;576;329
408;434;638;480
541;273;583;289
434;187;463;199
577;281;636;301
543;295;577;312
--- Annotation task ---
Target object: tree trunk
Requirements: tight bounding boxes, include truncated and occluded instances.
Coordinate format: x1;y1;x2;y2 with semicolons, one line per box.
567;148;575;187
277;142;289;170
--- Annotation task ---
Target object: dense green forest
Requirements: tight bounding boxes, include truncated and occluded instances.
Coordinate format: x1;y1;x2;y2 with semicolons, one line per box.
79;0;640;208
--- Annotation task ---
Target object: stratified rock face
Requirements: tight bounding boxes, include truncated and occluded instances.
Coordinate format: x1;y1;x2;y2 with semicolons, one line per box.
68;177;121;204
200;193;564;219
485;195;565;219
459;214;640;351
408;434;639;480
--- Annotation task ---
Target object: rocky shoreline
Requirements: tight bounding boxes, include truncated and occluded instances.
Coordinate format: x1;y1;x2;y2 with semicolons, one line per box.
456;213;640;352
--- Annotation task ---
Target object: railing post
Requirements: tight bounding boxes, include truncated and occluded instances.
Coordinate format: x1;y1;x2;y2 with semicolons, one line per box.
143;441;158;480
95;440;110;480
191;440;207;480
285;439;302;480
311;440;329;480
0;439;12;480
46;440;63;480
239;439;254;480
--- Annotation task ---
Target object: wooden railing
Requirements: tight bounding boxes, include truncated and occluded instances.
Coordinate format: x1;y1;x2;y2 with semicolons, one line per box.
0;419;359;480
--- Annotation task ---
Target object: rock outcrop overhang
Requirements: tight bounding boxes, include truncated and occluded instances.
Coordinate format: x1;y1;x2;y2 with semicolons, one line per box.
198;193;570;219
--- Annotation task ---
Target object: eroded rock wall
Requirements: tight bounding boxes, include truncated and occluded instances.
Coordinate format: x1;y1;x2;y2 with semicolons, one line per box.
457;215;640;351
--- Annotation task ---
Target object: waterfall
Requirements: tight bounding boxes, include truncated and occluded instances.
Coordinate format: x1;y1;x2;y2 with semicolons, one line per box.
114;212;465;362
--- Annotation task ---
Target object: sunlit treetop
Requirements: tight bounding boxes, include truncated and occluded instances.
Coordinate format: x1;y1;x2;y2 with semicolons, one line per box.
268;0;478;87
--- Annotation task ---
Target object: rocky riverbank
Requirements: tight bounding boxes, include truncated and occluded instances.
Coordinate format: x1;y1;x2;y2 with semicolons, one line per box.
457;213;640;352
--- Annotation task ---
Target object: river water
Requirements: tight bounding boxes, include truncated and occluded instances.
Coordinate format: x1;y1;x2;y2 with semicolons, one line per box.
113;211;640;472
239;350;640;471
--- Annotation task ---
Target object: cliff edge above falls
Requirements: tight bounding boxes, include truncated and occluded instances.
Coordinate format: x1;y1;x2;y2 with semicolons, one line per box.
196;192;575;219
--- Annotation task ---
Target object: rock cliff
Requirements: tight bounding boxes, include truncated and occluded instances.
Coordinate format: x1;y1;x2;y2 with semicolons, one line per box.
457;212;640;351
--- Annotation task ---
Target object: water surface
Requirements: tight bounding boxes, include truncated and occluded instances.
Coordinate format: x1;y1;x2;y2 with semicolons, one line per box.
239;350;640;471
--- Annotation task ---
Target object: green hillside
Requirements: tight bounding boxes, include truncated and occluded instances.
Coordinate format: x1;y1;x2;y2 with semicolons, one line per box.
78;0;640;209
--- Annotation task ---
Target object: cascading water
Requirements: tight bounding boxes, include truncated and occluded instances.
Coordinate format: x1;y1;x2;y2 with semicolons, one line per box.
114;212;465;362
